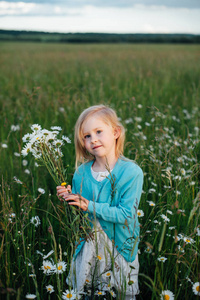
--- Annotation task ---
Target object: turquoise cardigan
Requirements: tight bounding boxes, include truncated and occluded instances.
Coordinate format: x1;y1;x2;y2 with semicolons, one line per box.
72;157;143;262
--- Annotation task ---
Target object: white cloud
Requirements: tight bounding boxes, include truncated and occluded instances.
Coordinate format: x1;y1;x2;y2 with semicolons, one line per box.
0;3;199;33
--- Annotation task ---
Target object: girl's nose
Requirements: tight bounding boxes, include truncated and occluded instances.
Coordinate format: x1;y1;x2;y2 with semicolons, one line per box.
91;134;98;143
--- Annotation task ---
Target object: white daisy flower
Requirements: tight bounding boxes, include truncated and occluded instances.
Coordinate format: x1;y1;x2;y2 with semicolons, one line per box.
30;216;41;227
95;290;106;296
137;209;144;217
50;126;62;131
160;290;174;300
41;260;55;275
38;188;45;194
145;246;152;253
183;237;195;244
62;135;71;143
54;261;67;274
11;124;20;131
147;201;155;207
2;143;8;148
25;294;37;299
31;124;41;132
46;285;54;294
160;214;170;223
157;257;167;263
62;289;80;299
192;282;200;296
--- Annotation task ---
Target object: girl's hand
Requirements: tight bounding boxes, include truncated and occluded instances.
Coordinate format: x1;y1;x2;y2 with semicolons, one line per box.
62;193;89;212
56;185;71;201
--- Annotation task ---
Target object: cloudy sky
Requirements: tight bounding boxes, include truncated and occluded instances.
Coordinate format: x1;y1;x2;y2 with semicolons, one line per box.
0;0;200;34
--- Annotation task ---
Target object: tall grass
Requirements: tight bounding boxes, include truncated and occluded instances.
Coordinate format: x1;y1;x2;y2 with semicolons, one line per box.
0;42;199;299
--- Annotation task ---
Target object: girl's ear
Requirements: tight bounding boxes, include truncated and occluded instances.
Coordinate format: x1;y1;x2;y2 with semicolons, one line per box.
113;127;121;139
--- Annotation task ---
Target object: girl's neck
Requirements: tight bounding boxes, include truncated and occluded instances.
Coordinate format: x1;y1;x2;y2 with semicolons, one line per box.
92;155;118;172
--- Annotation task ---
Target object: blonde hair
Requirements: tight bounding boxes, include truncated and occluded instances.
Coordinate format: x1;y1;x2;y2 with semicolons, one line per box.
74;104;125;168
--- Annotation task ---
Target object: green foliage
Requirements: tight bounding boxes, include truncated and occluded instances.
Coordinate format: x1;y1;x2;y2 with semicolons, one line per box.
0;42;199;299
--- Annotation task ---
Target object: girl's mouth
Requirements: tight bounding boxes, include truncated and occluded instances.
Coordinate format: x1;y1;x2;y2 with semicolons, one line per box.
93;145;102;150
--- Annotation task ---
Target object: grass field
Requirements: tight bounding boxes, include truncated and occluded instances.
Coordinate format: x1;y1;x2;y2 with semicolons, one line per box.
0;42;199;299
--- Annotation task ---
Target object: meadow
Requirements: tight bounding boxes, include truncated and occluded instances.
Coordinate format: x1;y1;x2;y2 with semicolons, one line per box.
0;42;199;299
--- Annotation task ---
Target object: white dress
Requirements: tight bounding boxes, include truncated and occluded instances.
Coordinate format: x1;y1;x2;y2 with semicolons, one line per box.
67;168;139;299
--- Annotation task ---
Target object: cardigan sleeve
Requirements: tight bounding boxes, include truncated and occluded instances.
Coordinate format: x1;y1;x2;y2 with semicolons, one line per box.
87;167;143;225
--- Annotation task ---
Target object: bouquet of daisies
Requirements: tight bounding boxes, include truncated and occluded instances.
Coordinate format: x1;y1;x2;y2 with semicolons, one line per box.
21;124;71;186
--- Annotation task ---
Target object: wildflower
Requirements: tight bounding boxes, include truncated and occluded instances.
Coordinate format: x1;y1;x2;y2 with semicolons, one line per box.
61;182;67;186
43;250;54;260
95;290;106;296
160;214;170;223
192;282;200;296
46;285;54;294
38;188;45;194
62;135;71;143
196;228;200;236
22;159;28;166
21;143;32;156
59;107;65;112
25;169;31;174
41;260;55;275
145;246;152;253
137;210;144;217
183;237;195;244
13;176;23;184
180;168;186;176
145;122;150;126
160;290;174;300
157;257;167;263
177;245;185;253
105;271;112;277
137;104;142;109
51;126;62;131
62;289;79;299
97;254;103;261
1;143;8;148
169;226;176;230
147;201;155;207
31;124;41;131
166;210;173;215
14;152;20;156
189;181;195;186
11;124;20;131
54;261;67;274
110;290;116;297
134;117;142;122
25;294;37;299
30;216;41;227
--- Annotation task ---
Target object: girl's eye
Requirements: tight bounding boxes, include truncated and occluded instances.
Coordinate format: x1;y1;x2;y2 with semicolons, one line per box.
97;130;102;134
84;134;90;139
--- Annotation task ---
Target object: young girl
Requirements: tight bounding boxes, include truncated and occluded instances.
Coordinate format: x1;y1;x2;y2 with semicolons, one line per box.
57;105;143;299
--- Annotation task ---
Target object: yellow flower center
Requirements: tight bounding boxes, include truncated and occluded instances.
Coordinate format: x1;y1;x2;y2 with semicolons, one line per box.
164;295;170;300
66;294;72;298
98;292;102;295
106;272;111;276
196;286;200;292
138;212;141;216
97;255;102;260
44;265;51;270
85;279;90;283
58;265;62;270
48;288;52;291
185;239;191;243
61;182;67;186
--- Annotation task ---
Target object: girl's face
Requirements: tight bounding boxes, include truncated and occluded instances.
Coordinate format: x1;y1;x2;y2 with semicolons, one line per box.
82;115;120;160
